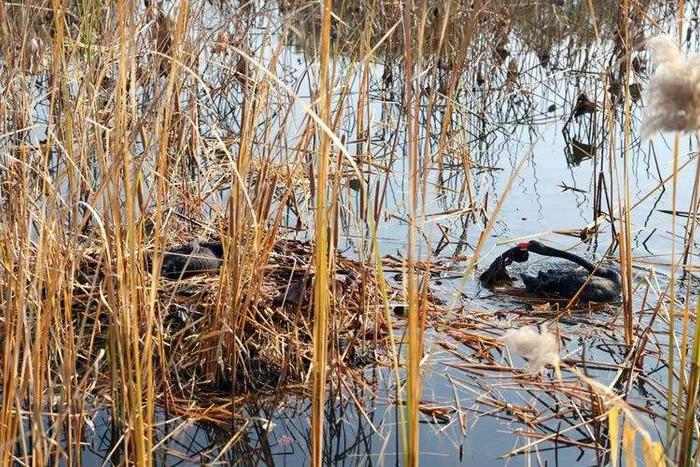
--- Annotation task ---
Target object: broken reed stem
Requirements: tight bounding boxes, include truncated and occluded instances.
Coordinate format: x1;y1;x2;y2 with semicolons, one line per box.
311;0;333;465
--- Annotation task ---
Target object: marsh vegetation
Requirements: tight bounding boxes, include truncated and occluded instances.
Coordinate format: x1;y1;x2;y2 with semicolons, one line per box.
0;0;698;465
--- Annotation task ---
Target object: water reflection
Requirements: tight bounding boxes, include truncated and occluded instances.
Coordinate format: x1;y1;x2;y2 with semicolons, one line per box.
78;306;680;465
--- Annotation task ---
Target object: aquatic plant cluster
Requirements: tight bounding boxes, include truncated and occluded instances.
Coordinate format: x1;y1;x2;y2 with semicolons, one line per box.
0;0;698;465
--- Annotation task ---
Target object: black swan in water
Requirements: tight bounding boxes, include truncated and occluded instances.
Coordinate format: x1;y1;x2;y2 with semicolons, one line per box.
519;240;620;302
481;240;621;303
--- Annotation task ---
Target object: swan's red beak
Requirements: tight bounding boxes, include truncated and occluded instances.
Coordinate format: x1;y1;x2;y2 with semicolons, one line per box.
517;242;530;250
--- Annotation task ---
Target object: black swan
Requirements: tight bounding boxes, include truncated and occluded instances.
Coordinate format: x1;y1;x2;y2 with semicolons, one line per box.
518;240;621;302
161;239;222;279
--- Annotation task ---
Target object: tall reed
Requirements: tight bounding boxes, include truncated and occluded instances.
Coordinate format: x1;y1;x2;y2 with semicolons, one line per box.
311;0;333;465
400;1;421;464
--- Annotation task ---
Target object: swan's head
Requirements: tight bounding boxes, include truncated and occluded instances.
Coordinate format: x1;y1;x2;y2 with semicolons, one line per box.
517;240;547;253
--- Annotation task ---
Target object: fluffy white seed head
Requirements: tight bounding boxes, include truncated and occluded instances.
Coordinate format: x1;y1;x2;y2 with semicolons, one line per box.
502;325;559;375
642;35;700;138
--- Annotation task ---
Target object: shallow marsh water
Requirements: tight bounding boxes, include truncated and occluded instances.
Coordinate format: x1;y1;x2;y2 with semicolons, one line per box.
239;4;697;463
3;0;700;465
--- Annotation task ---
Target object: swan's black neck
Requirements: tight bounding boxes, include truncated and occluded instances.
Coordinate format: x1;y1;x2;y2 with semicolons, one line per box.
528;243;620;285
539;245;596;270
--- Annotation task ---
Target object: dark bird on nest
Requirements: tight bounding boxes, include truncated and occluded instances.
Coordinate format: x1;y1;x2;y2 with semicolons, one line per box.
517;240;621;303
481;240;621;303
161;239;223;279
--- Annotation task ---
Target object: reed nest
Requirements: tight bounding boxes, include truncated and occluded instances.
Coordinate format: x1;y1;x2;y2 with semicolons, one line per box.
68;235;396;423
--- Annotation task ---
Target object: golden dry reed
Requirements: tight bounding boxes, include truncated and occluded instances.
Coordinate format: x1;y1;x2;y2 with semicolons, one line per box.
311;0;333;465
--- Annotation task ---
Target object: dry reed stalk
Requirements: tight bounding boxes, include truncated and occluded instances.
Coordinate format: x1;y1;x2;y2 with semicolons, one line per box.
619;0;634;347
111;0;149;462
401;1;421;464
664;45;681;467
672;6;695;462
678;298;700;466
311;1;333;465
676;154;700;466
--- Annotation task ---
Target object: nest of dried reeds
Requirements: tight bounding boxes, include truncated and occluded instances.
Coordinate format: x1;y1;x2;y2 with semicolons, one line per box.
71;234;394;422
